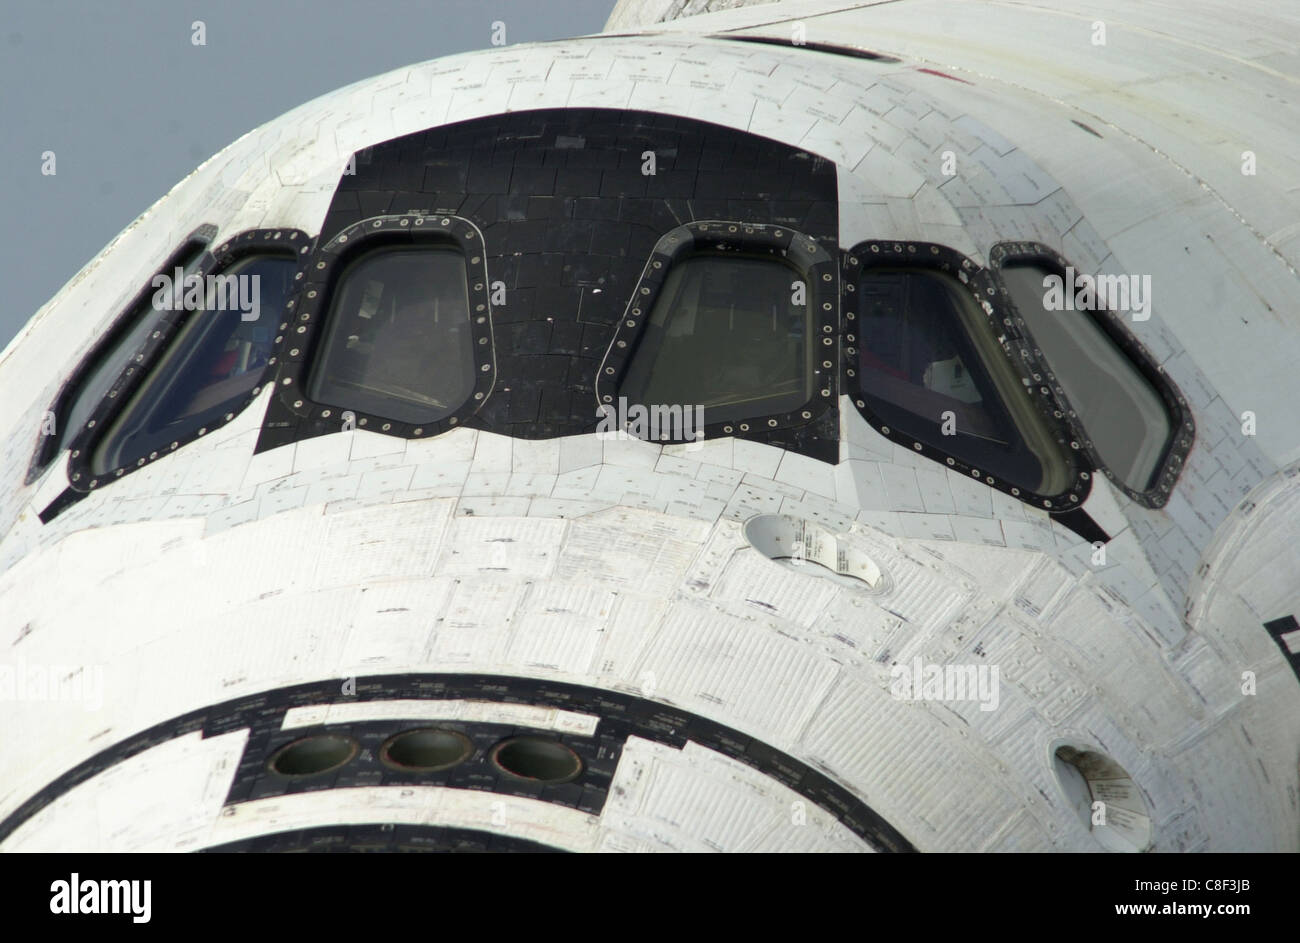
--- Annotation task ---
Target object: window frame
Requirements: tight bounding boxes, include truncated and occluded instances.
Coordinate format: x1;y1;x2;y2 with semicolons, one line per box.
88;239;309;479
27;224;218;485
57;229;312;493
598;221;839;443
276;214;496;440
988;241;1194;509
843;240;1090;513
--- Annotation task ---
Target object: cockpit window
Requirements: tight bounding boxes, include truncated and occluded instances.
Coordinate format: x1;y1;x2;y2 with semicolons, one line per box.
619;253;814;424
91;254;297;475
856;266;1073;497
307;246;474;425
56;241;209;456
997;262;1174;493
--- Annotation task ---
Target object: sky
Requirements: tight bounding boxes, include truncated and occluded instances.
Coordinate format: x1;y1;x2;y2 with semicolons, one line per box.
0;0;617;348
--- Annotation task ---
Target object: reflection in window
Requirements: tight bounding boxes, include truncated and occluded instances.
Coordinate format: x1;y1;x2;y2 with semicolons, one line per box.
307;247;474;425
92;255;297;474
856;268;1071;496
619;254;813;425
999;263;1172;492
60;243;209;451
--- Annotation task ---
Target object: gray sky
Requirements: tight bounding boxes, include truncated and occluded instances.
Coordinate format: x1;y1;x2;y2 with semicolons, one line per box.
0;0;616;348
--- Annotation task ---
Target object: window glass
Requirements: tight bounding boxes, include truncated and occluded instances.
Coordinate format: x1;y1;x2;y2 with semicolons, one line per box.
620;254;813;424
856;267;1072;496
59;243;208;449
307;246;474;425
999;263;1172;492
92;255;297;474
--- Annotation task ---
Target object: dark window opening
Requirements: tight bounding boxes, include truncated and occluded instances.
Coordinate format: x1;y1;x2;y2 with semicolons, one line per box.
998;263;1174;493
307;246;474;425
856;267;1072;496
620;253;814;425
91;254;298;475
55;242;210;458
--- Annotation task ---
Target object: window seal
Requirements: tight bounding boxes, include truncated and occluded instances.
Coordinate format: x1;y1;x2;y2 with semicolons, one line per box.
842;239;1090;513
598;220;838;442
988;241;1193;509
275;213;496;440
62;228;312;494
27;224;218;486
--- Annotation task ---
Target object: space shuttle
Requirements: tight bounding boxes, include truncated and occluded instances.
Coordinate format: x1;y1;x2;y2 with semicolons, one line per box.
1;0;1297;854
